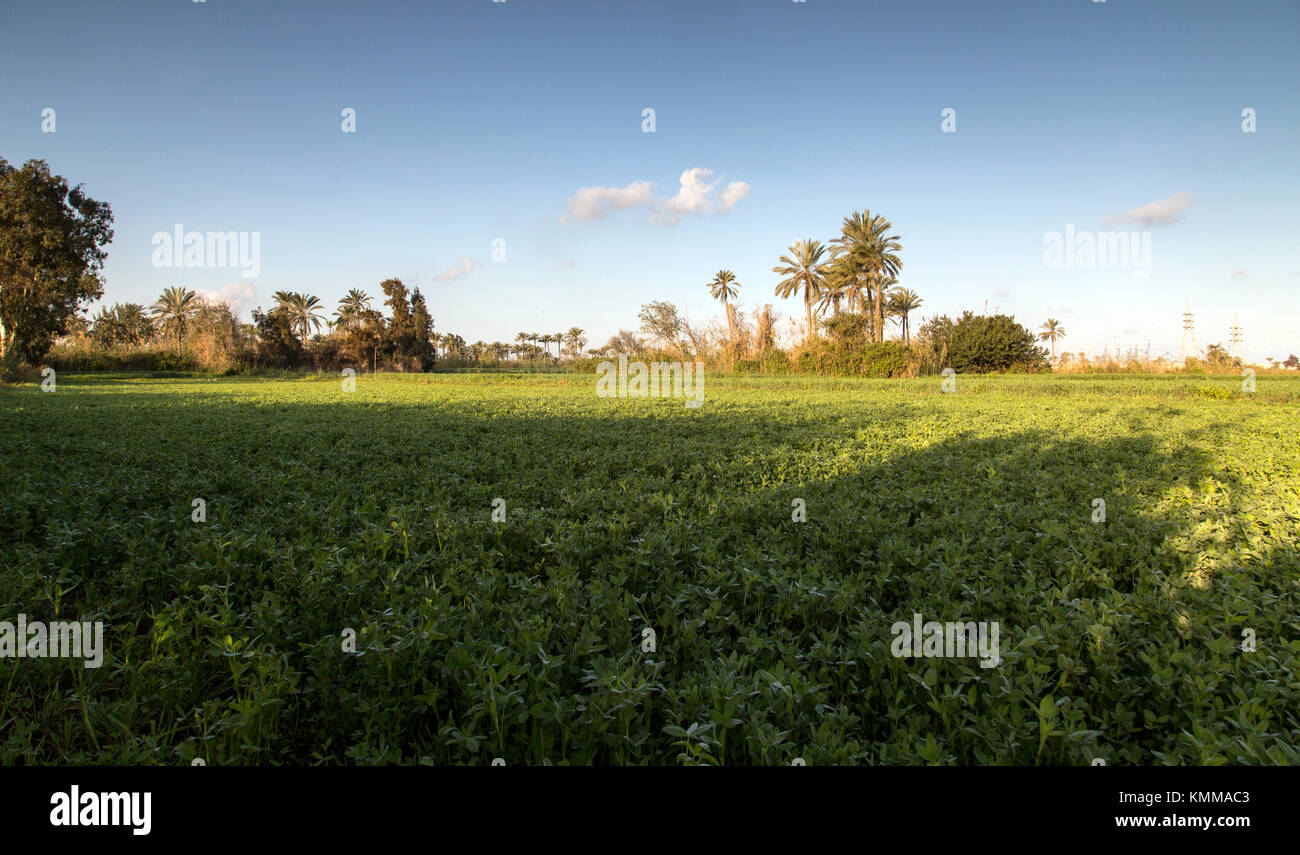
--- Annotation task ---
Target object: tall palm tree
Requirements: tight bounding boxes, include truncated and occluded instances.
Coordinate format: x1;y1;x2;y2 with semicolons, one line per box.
708;270;741;344
151;286;200;354
1039;318;1066;363
335;289;372;330
887;287;923;345
773;239;830;342
515;332;530;360
707;270;740;306
275;291;326;347
822;258;862;317
831;211;903;342
564;326;587;358
814;275;848;318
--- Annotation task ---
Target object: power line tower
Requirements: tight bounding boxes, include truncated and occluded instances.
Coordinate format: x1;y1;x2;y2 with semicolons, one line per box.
1180;300;1198;359
1229;313;1244;361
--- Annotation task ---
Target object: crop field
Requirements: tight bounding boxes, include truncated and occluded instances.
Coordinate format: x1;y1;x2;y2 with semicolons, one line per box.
1;372;1298;765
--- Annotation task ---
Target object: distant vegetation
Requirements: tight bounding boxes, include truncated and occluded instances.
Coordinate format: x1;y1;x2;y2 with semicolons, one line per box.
2;158;1293;380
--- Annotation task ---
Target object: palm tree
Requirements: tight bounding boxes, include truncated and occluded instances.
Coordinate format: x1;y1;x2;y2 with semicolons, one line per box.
831;211;903;342
814;275;848;318
708;270;742;346
773;239;830;342
335;289;372;330
564;326;587;358
151;286;200;354
707;270;739;305
515;332;530;360
275;291;326;347
1038;318;1066;363
888;287;923;345
554;333;564;359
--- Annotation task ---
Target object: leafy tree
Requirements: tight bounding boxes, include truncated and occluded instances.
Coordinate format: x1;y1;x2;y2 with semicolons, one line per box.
822;312;871;344
1285;354;1299;370
380;278;412;357
92;302;155;347
1204;342;1239;371
601;329;645;357
0;158;114;369
252;304;304;367
946;311;1048;373
637;301;686;356
915;313;957;370
409;287;434;368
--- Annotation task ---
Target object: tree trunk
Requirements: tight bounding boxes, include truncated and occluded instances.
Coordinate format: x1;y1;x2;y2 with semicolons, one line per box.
805;290;814;342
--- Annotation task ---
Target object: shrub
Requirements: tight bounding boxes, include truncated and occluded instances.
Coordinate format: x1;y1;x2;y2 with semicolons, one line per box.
759;349;791;375
919;311;1048;373
860;341;910;378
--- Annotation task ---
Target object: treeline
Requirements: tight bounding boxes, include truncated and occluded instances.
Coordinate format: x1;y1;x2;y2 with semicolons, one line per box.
589;301;1049;377
582;208;1049;377
49;279;593;374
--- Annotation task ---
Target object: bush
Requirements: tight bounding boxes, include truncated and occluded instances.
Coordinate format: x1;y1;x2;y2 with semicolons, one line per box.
759;349;791;375
860;341;910;378
47;341;201;373
793;339;910;377
918;311;1048;373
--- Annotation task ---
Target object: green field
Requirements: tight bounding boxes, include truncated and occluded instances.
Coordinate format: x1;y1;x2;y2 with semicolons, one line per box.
2;372;1297;765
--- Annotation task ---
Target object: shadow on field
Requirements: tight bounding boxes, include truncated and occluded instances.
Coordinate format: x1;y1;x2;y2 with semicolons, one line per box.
1;382;1296;765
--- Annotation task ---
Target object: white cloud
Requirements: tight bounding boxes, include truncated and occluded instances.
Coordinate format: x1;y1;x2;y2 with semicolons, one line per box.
717;181;751;213
433;256;482;282
196;282;257;318
1102;191;1195;227
1231;268;1249;279
566;181;656;220
660;168;718;221
564;167;749;226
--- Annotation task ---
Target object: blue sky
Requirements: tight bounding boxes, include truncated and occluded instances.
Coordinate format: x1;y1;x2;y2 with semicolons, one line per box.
2;0;1297;360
